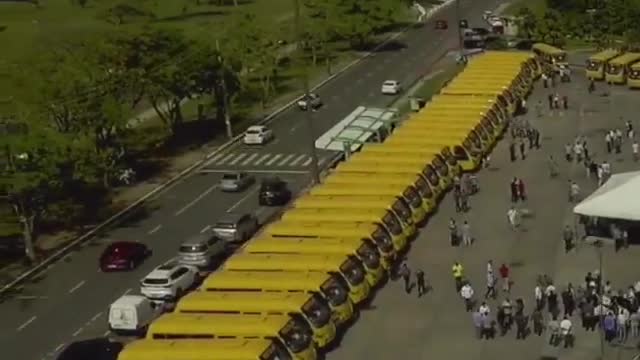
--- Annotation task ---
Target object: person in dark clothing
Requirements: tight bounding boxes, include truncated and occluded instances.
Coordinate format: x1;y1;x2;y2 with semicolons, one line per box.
516;298;525;316
547;94;553;109
562;288;575;316
515;313;528;339
532;308;544;336
399;262;411;293
517;179;526;201
509;142;516;162
534;129;541;148
510;179;519;203
548;291;559;316
588;80;595;93
562;95;568;110
519;140;526;160
416;270;426;297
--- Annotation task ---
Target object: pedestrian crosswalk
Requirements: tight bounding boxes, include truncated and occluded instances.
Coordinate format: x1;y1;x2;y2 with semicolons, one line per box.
204;152;330;169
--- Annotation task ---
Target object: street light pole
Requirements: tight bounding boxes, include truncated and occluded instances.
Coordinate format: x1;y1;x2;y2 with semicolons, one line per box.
455;0;465;56
293;0;321;185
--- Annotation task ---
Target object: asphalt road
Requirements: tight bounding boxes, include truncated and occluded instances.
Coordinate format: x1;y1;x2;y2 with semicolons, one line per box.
326;56;640;359
0;1;504;359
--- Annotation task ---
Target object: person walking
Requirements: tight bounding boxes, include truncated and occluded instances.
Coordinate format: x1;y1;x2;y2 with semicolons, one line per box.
562;286;576;316
461;282;475;312
509;141;516;162
548;317;560;345
515;312;528;340
399;262;411;293
547;93;553;109
617;307;629;342
519;140;526;160
563;225;574;253
532;308;544;336
472;309;483;339
507;206;519;231
499;263;511;293
485;271;497;299
510;178;519;202
517;178;526;201
542;73;549;89
633;140;639;162
560;315;574;348
588;79;595;93
535;284;544;310
604;311;617;342
630;309;640;337
562;95;568;110
452;262;464;292
416;269;427;297
481;314;493;339
569;181;580;203
606;131;613;154
448;218;458;246
565;143;573;161
462;220;472;246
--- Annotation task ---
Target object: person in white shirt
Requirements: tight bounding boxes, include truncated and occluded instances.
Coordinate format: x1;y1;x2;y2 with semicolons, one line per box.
633;141;639;162
507;207;519;230
560;315;573;348
486;260;494;275
460;283;474;312
545;284;556;297
617;307;629;341
479;301;490;316
535;285;543;310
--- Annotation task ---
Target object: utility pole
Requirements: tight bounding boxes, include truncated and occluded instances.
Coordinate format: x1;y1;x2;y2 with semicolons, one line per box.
455;0;465;57
293;0;321;185
215;39;233;140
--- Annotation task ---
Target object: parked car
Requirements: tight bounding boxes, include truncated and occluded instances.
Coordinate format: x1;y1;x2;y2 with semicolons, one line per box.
258;177;292;206
177;233;226;268
297;93;322;111
99;241;151;272
140;262;198;301
108;295;161;335
56;339;123;360
220;171;255;192
435;19;448;30
381;80;401;95
212;213;260;243
243;125;274;145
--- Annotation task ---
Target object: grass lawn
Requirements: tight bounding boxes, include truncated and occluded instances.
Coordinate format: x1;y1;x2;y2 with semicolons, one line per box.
0;0;297;115
502;0;547;16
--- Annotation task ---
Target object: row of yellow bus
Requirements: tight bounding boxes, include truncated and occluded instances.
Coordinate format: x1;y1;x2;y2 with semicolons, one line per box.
584;48;640;87
115;51;541;360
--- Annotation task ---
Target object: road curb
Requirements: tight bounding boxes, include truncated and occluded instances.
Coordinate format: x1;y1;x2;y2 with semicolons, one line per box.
0;1;455;295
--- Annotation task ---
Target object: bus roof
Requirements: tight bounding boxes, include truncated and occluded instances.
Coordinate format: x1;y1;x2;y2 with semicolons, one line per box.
350;149;439;163
350;149;443;162
245;236;369;255
147;313;290;338
309;182;414;197
589;49;620;62
393;125;474;137
609;52;640;65
118;339;273;360
390;132;467;143
481;51;535;60
202;270;332;291
333;160;429;175
404;116;484;126
360;143;449;157
532;43;565;55
295;193;404;206
281;205;390;220
265;217;381;237
225;252;351;272
175;290;311;314
632;62;640;70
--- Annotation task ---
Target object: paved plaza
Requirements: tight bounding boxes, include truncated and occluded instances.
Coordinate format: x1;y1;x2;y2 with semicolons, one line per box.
327;55;640;360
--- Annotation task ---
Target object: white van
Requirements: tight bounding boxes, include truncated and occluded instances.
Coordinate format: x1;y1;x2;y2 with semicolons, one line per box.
108;295;161;335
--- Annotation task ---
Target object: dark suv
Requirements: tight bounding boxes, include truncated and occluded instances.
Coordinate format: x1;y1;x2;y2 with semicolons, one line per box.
258;177;292;206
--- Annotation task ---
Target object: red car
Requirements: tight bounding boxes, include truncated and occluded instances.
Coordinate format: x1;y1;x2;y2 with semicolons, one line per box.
100;241;151;272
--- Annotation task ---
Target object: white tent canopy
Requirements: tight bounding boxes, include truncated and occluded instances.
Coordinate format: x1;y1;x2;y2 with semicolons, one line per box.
573;171;640;220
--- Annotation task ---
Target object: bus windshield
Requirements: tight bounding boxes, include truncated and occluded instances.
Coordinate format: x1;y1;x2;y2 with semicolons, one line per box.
339;257;366;285
356;242;380;269
414;177;433;199
320;276;349;306
279;318;313;354
402;187;423;208
453;145;469;160
391;198;412;222
301;294;332;327
586;59;601;70
261;340;293;360
607;64;622;75
424;167;439;187
382;212;403;235
432;156;448;175
372;227;394;252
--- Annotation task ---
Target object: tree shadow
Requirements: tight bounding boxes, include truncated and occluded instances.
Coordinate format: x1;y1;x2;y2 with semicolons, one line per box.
372;39;408;53
157;10;226;22
211;0;254;5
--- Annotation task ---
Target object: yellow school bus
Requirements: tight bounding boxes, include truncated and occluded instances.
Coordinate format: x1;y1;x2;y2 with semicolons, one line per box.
467;57;538;80
326;167;436;214
223;252;371;305
243;236;385;286
385;133;481;171
417;107;505;137
452;73;530;97
146;313;316;360
359;142;461;178
605;52;640;84
628;62;640;89
175;291;336;348
472;51;540;77
532;43;568;68
428;95;510;125
585;49;621;80
201;271;355;326
441;85;516;114
334;159;443;199
392;123;489;153
117;339;293;360
402;114;495;145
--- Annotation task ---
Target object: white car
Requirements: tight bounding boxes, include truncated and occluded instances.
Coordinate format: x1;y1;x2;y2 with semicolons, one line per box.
381;80;401;95
243;125;274;145
140;262;198;301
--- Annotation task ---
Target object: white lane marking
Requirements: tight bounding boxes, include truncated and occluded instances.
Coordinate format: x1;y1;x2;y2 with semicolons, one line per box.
229;153;247;165
147;225;162;235
254;153;271;165
90;312;103;322
200;225;211;233
174;184;219;216
68;280;86;294
205;152;226;166
72;327;83;337
122;288;132;296
265;154;283;166
103;330;110;336
227;186;260;213
241;153;258;166
17;316;37;331
277;154;295;166
216;153;236;165
318;157;328;166
54;344;65;352
290;154;308;166
16;295;48;300
199;169;309;175
302;157;313;166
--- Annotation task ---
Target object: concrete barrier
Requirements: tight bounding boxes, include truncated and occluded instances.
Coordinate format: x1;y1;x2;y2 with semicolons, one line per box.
0;2;453;296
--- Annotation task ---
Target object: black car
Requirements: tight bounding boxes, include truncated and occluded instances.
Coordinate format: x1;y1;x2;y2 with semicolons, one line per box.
258;177;292;206
57;339;123;360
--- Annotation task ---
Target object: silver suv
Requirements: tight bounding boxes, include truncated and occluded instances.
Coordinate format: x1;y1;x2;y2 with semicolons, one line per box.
177;233;226;268
212;213;259;243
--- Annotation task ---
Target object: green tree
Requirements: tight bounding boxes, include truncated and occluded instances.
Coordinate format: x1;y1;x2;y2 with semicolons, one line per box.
333;0;399;48
514;7;537;40
303;0;340;72
98;0;156;25
535;10;565;46
0;125;68;262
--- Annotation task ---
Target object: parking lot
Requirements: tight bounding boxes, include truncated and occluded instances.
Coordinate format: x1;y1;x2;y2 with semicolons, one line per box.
326;53;640;360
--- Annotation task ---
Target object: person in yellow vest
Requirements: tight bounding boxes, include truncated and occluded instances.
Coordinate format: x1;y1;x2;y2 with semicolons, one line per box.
453;262;464;292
